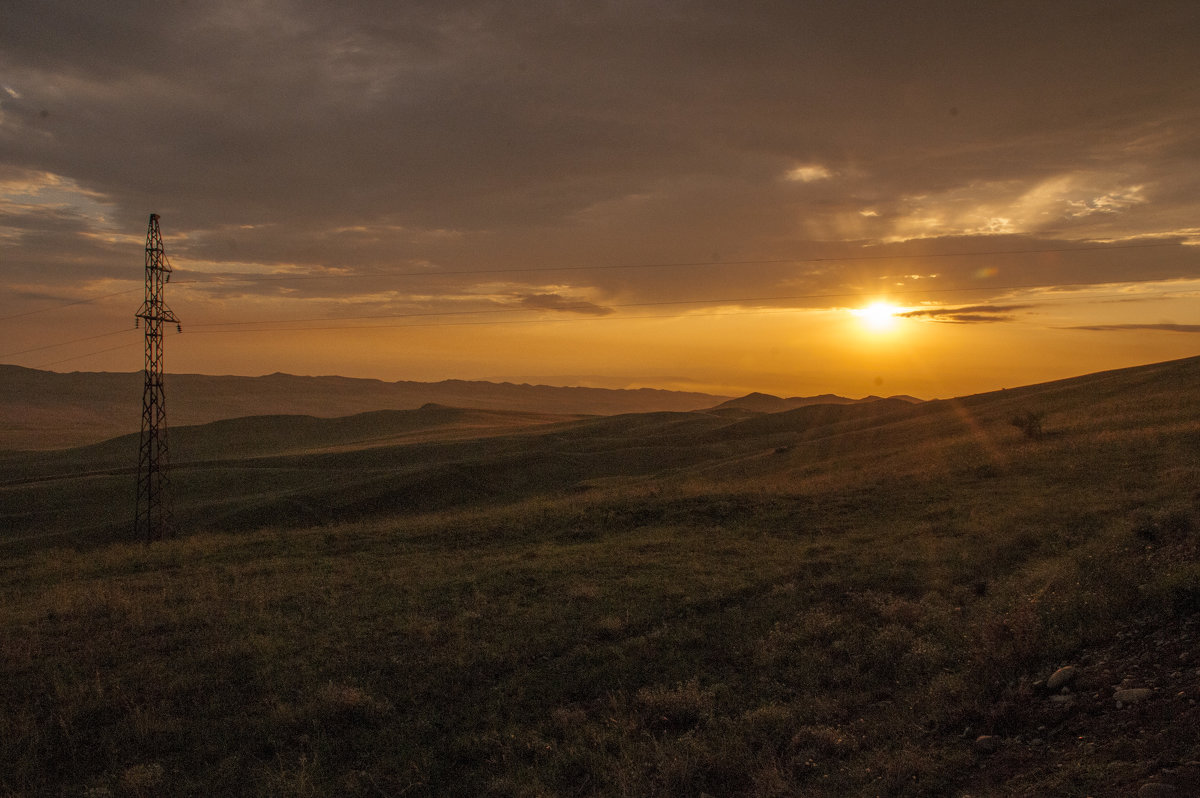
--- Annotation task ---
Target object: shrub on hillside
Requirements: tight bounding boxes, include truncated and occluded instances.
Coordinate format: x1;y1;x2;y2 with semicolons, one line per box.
1132;508;1195;543
1010;409;1047;440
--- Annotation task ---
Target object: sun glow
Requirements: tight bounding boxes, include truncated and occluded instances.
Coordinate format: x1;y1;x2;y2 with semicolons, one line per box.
852;301;902;332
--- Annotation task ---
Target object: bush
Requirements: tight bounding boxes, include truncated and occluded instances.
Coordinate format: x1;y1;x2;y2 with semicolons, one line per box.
1010;410;1046;440
1132;508;1195;543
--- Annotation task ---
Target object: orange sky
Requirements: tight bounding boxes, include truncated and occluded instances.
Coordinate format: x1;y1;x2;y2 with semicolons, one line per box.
1;2;1197;399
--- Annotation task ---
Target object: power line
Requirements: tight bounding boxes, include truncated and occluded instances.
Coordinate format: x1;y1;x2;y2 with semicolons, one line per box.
12;281;1191;365
14;281;1193;368
183;285;1191;336
8;241;1195;366
181;279;1189;331
0;288;142;322
186;307;837;334
168;240;1186;287
0;328;132;359
151;240;1190;288
2;239;1188;323
31;340;141;369
22;275;1188;366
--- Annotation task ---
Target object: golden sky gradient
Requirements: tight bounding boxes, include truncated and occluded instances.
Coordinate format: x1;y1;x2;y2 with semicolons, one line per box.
1;2;1197;399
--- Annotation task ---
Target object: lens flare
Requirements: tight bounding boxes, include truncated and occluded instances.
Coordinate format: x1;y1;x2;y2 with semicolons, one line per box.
853;301;901;332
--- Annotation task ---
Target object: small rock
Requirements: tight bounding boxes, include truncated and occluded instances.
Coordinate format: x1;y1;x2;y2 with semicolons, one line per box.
1047;665;1079;691
1115;688;1153;704
974;735;1002;754
1138;783;1178;797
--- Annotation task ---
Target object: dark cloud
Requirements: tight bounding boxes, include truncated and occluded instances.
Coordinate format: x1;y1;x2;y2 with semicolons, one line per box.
4;1;1199;234
2;0;1199;379
899;305;1034;324
1070;323;1200;333
0;202;132;285
517;293;614;316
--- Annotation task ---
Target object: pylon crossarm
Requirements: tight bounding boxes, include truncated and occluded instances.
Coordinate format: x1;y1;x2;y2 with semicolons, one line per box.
134;213;181;542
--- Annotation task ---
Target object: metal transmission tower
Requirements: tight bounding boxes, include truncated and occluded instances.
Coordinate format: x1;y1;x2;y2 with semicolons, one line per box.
134;213;181;542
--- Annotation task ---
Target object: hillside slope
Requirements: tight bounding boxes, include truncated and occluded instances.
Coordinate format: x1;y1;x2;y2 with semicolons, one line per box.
712;391;921;413
2;355;1197;550
0;356;1197;797
0;365;729;450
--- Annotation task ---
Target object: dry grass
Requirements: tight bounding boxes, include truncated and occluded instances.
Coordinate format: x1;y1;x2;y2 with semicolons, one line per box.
1;356;1198;796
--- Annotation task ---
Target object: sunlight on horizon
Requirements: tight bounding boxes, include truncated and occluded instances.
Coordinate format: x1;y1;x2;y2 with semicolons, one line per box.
851;301;903;333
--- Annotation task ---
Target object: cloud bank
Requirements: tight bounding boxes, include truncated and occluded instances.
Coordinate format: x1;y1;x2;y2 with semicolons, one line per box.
2;1;1198;390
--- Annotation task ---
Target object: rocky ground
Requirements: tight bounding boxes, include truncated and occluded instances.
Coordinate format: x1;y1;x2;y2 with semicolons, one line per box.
958;610;1200;797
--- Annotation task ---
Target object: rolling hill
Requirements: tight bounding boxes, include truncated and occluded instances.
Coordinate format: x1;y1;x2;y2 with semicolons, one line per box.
2;355;1196;551
711;391;922;413
0;355;1198;796
0;365;732;450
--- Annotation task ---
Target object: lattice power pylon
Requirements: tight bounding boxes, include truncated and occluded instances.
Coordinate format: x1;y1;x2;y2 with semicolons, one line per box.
134;213;181;541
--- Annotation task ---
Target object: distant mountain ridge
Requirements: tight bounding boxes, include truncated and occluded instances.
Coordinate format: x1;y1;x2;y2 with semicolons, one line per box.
0;365;935;451
3;354;1196;546
0;365;730;450
713;391;923;414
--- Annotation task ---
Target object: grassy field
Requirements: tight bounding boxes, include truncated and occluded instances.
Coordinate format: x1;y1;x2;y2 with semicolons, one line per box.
1;357;1198;796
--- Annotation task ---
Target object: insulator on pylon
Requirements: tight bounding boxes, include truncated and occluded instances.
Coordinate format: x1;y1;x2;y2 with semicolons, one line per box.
135;318;139;328
135;212;181;543
176;324;182;333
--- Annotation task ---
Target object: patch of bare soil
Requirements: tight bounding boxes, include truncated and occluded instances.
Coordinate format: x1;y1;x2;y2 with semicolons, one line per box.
957;608;1200;797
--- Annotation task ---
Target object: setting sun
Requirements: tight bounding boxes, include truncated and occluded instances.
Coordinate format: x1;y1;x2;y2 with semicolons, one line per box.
853;301;902;332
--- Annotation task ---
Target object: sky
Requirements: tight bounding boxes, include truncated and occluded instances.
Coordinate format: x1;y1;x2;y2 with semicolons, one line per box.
2;0;1198;399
